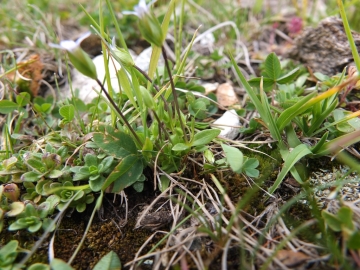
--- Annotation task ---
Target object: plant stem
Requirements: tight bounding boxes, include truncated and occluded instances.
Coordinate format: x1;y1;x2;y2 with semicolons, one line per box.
337;0;360;72
133;64;169;111
161;46;188;143
95;79;142;146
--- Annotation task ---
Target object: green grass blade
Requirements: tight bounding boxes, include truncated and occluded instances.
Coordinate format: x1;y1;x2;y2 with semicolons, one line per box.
268;144;312;194
105;0;127;49
147;0;178;87
276;92;317;132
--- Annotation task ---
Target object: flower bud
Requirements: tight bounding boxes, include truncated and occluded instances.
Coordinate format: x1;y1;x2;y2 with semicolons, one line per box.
140;86;155;108
123;0;164;47
49;32;98;80
111;41;135;67
67;47;97;79
138;12;164;47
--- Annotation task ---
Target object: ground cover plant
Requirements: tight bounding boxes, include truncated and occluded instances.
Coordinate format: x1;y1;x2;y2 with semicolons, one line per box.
1;0;360;269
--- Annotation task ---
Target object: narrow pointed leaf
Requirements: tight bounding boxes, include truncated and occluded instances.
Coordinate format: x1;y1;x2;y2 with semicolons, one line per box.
268;144;311;194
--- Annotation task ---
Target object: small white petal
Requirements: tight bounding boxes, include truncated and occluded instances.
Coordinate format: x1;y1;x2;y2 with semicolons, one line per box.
75;31;92;45
122;10;138;16
48;43;64;49
111;36;116;48
122;0;157;18
59;40;78;52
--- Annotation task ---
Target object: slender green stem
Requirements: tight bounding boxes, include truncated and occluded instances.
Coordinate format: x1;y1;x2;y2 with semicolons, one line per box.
152;110;173;144
95;79;142;146
337;0;360;72
68;191;104;265
133;64;169;111
161;46;188;143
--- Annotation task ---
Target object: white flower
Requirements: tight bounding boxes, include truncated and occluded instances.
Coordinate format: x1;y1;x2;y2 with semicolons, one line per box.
49;32;91;53
49;32;97;79
122;0;163;47
122;0;157;18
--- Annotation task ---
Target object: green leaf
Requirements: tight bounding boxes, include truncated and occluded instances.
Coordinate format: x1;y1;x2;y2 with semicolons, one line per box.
40;103;52;114
27;263;50;270
101;155;140;192
76;203;86;213
192;129;221;147
172;143;190;152
21;171;42;182
59;105;75;121
310;132;329;154
50;258;75;270
84;154;98;166
93;251;121;270
268;144;311;194
307;99;338;136
264;53;281;80
8;221;27;231
322;210;342;232
48;170;63;179
71;167;90;181
111;159;143;193
337;207;354;231
277;67;300;84
99;156;114;173
89;176;105;192
7;202;25;217
243;158;259;177
93;129;137;158
314;72;330;82
28;221;42;233
276;92;317;132
314;131;360;157
248;77;274;89
16;92;31;106
132;181;144;192
222;144;243;173
347;231;360;249
0;100;18;114
244;168;259;178
26;158;45;172
0;240;18;258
